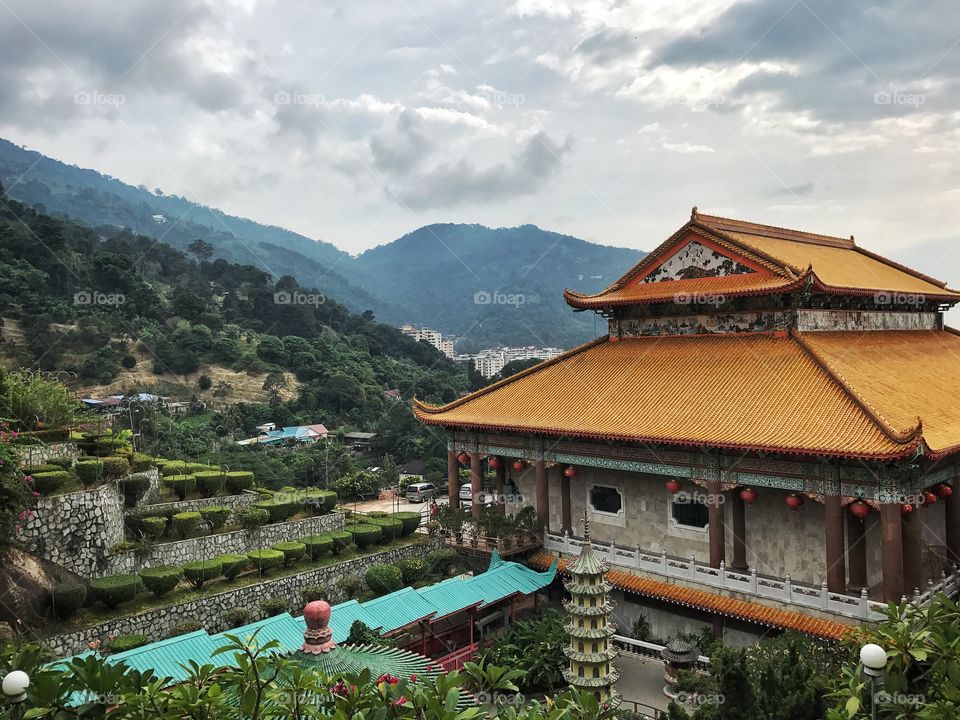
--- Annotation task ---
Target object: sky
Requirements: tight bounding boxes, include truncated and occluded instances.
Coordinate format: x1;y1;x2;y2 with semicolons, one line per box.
1;0;959;284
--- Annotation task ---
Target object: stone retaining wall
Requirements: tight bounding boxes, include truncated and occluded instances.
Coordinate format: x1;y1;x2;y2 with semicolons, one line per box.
19;441;78;467
45;539;441;657
127;490;260;519
105;512;347;575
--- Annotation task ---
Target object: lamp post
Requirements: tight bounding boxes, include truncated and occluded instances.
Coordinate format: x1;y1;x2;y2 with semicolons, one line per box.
3;670;29;719
860;643;887;720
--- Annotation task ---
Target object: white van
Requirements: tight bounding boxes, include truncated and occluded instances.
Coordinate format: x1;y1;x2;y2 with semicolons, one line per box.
406;482;436;503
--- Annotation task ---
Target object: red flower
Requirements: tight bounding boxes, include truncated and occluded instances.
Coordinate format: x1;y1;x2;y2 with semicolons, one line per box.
393;696;407;706
408;674;418;683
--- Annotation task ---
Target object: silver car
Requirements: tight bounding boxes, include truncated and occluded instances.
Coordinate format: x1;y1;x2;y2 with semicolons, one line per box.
406;482;436;503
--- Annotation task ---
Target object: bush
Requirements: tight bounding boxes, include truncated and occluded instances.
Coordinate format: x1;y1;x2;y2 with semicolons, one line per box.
224;471;254;493
259;597;287;617
329;531;353;555
254;499;296;523
198;374;212;391
338;575;362;597
138;566;182;597
272;541;307;566
365;564;403;596
120;474;151;507
172;511;201;539
393;512;421;536
397;557;427;585
302;585;327;604
199;506;230;530
193;470;225;497
163;474;196;500
24;464;60;475
302;534;333;559
89;575;141;609
161;462;215;476
426;548;459;576
110;634;150;653
239;506;269;530
218;554;248;580
75;459;104;486
50;582;87;619
182;559;222;588
101;456;130;479
120;354;137;369
303;489;338;513
366;511;389;519
247;549;284;574
167;621;201;638
369;517;402;543
31;470;69;495
223;607;251;629
47;456;74;470
140;516;168;541
348;523;382;548
130;453;157;472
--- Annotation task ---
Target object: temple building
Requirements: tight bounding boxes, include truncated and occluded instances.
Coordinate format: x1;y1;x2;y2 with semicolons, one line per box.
415;209;960;639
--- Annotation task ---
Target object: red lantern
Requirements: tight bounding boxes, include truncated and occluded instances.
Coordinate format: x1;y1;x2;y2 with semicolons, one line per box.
563;466;579;478
739;487;758;506
900;503;914;516
935;483;954;498
850;500;871;519
924;491;938;506
457;452;469;465
785;493;804;511
488;456;501;470
665;479;682;494
512;459;527;472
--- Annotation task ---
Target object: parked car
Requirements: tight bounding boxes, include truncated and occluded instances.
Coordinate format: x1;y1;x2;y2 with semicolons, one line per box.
406;482;436;503
460;482;494;512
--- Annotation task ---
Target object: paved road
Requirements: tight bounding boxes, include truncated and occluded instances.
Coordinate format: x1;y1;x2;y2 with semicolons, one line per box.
344;493;445;516
616;654;670;715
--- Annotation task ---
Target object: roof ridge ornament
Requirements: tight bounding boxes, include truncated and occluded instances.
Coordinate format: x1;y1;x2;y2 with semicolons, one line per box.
691;205;699;220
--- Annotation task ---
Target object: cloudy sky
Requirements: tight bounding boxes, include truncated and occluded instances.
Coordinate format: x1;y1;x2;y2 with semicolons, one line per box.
1;0;959;279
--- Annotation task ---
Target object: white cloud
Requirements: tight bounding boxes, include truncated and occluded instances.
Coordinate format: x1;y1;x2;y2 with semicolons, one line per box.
662;142;715;154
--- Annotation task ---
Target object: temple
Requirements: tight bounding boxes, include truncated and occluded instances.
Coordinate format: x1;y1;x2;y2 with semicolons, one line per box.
415;209;960;638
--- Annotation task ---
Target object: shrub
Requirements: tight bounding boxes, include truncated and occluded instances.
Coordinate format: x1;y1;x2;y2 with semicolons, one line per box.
259;597;287;617
172;511;201;539
50;582;87;619
338;575;362;597
89;575;141;609
426;548;459;576
369;517;402;543
302;534;333;559
130;453;157;472
140;516;168;541
302;585;327;604
24;464;60;475
167;621;201;638
182;559;222;588
366;511;389;519
101;456;130;479
199;506;230;530
329;531;353;555
224;471;254;493
218;554;248;580
365;564;403;596
193;470;225;497
119;474;151;507
247;549;284;574
110;635;150;653
223;607;251;629
161;462;215;476
239;506;269;530
120;354;137;369
303;489;338;512
198;374;212;391
163;474;196;500
31;470;69;495
75;460;104;486
348;523;382;548
397;557;427;585
271;541;306;566
393;512;421;536
47;456;74;470
138;566;182;597
255;498;296;523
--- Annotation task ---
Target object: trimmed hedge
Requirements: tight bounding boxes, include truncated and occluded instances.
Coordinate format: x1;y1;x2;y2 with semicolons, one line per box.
141;516;168;541
139;566;182;597
75;460;104;486
302;534;333;559
369;517;402;543
160;462;216;476
89;575;140;609
31;470;69;495
199;506;231;530
172;511;201;539
426;548;460;575
193;470;226;497
131;453;157;472
120;474;151;507
239;507;269;530
48;456;74;470
397;557;427;585
365;564;403;596
50;583;87;619
224;471;254;493
110;634;150;653
254;499;296;524
393;512;421;536
218;554;248;580
272;541;307;566
163;474;196;500
183;559;223;588
24;464;60;475
101;456;130;479
247;549;284;574
366;511;389;519
260;597;287;616
348;523;382;549
304;489;338;512
224;607;251;628
302;585;326;604
329;531;353;555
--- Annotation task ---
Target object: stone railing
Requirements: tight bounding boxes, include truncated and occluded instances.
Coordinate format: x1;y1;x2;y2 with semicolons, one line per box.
545;531;889;621
105;512;346;575
45;538;442;657
612;634;710;668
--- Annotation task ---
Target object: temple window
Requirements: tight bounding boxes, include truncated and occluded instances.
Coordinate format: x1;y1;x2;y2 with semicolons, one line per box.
671;496;709;529
589;485;623;515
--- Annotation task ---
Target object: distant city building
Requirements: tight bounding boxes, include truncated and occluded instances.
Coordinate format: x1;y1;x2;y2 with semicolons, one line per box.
399;323;455;359
459;346;564;378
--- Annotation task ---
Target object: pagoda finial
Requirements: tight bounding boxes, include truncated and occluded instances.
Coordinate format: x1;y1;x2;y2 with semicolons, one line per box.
691;205;699;220
582;510;590;541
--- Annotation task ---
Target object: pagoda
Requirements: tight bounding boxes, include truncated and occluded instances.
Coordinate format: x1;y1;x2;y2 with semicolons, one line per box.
562;514;620;706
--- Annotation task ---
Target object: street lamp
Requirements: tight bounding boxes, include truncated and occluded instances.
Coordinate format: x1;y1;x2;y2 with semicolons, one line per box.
860;643;887;720
2;670;30;709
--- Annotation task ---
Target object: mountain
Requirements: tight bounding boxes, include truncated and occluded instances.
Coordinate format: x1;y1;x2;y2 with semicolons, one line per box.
354;224;645;350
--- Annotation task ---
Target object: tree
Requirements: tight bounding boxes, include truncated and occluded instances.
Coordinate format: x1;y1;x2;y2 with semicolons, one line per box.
187;238;214;261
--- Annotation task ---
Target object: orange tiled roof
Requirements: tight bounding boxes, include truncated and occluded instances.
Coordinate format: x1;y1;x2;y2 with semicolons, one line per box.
565;212;960;310
414;333;925;460
528;552;853;640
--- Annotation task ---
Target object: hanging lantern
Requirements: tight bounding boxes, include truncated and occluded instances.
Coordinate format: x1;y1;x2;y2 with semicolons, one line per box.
665;479;682;494
739;487;758;506
512;459;527;472
935;483;954;499
488;456;502;470
923;491;938;506
457;452;470;465
900;503;914;516
784;493;804;511
850;500;871;519
563;466;579;478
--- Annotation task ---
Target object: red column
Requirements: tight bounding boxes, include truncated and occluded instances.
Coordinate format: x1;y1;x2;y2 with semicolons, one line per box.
535;460;549;531
846;512;868;593
707;480;725;568
880;503;905;603
902;506;924;595
561;469;572;533
495;461;506;515
731;491;748;571
470;452;482;521
447;450;460;510
946;490;960;564
824;494;846;594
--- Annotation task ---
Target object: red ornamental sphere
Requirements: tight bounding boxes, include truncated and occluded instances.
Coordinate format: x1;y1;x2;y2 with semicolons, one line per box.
935;483;954;499
665;479;682;494
785;493;804;511
739;487;758;506
512;459;527;472
563;466;579;478
850;500;871;519
457;452;470;465
900;503;914;516
488;456;502;470
924;491;938;506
